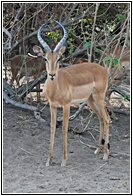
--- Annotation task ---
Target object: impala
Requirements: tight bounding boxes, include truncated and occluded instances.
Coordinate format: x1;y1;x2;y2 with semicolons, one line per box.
8;54;46;102
34;20;110;166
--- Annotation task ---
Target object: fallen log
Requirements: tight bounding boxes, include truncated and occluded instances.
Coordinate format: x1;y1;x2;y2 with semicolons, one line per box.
3;92;46;122
111;84;130;101
3;91;37;111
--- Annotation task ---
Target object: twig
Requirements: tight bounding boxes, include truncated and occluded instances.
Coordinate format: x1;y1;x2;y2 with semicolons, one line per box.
79;139;96;149
81;112;94;132
69;102;87;121
57;102;87;122
18;146;34;156
94;162;108;173
110;152;130;157
88;131;97;142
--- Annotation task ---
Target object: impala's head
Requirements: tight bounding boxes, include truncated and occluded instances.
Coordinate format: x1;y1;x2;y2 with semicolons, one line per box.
33;20;67;81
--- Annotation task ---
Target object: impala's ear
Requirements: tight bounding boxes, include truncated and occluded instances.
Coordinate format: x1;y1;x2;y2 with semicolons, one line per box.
33;45;44;56
58;46;66;56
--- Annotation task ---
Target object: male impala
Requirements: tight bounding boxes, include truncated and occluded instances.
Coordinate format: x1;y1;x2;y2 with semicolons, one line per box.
34;20;110;166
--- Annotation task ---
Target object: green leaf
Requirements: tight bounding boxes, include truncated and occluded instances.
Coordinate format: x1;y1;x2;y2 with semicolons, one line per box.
103;56;112;66
69;47;74;54
29;67;36;72
20;55;27;60
116;14;126;21
103;54;120;67
124;94;130;101
113;58;118;66
83;42;91;48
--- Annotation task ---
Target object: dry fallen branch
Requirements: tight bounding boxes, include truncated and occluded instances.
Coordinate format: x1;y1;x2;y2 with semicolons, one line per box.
3;91;37;111
111;152;130;157
3;91;47;122
69;102;87;121
57;102;87;122
111;85;130;101
18;75;46;99
113;109;130;116
81;112;94;133
79;139;96;149
18;146;34;156
3;79;15;97
94;162;108;173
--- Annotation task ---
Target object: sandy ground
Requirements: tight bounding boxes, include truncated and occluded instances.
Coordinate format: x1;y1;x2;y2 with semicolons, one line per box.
3;101;130;194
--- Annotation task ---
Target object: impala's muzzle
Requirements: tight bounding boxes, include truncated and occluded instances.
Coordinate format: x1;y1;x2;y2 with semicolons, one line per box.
49;73;55;81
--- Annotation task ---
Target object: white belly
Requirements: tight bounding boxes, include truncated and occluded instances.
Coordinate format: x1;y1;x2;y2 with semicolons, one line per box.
71;84;93;104
71;98;88;104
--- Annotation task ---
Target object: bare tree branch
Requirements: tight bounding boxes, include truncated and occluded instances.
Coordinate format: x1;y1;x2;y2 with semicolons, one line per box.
89;3;100;62
63;3;78;23
10;3;24;36
3;27;12;50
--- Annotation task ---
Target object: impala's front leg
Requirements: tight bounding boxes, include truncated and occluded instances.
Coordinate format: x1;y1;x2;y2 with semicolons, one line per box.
61;104;70;166
46;105;57;166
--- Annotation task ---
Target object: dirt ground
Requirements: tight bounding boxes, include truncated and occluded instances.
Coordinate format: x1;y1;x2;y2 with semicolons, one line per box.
3;100;130;194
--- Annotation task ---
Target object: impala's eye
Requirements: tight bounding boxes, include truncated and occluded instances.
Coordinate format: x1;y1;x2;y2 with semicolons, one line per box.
43;57;48;62
57;57;61;62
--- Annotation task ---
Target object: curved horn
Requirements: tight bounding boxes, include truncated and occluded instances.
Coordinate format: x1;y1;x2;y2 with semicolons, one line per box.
53;20;68;52
37;21;51;52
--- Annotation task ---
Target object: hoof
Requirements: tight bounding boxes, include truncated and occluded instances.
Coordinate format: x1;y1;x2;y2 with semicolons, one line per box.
103;156;109;161
94;147;103;154
46;158;52;166
94;149;99;154
61;160;67;167
46;161;50;166
103;151;109;161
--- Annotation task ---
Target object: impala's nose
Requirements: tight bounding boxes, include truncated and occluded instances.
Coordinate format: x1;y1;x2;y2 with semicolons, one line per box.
49;73;55;80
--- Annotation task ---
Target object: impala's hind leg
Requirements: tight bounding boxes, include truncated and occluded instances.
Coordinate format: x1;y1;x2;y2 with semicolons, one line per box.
106;90;118;120
87;94;110;160
87;95;104;153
